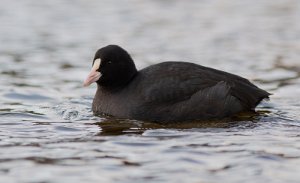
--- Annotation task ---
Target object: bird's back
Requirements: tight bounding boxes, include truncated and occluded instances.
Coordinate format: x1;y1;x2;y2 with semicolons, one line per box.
128;62;270;122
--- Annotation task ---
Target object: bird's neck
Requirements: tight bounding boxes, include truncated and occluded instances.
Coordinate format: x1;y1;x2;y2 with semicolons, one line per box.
98;68;138;92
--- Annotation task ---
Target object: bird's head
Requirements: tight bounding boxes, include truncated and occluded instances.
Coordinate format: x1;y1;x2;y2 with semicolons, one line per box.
83;45;137;89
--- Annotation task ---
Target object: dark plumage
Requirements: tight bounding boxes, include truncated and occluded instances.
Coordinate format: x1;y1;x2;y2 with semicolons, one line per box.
84;45;270;122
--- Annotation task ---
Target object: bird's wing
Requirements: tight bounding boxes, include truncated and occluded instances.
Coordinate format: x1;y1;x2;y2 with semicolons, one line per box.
137;62;269;109
138;63;220;104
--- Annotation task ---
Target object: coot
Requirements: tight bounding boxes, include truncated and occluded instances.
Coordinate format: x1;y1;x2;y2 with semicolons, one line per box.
84;45;270;122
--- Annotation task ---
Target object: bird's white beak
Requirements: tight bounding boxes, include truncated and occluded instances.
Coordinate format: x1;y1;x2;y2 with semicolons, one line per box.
83;59;102;87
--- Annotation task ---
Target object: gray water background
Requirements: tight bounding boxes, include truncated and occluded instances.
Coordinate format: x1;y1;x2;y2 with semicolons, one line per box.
0;0;300;182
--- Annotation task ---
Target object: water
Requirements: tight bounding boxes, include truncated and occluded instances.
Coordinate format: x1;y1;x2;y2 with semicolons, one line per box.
1;0;300;182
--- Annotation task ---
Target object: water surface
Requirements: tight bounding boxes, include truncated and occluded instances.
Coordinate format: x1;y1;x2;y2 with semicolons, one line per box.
1;0;300;182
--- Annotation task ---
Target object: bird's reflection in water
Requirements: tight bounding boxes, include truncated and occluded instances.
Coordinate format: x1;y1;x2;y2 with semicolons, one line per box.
94;111;270;136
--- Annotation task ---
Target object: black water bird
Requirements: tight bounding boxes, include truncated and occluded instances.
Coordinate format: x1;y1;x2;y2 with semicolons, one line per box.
84;45;270;122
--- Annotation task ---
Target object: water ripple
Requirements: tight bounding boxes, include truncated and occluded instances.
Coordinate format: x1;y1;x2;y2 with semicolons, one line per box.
1;0;300;183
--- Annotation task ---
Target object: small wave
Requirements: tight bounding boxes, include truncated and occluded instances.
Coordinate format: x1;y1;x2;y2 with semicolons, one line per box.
54;97;99;121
